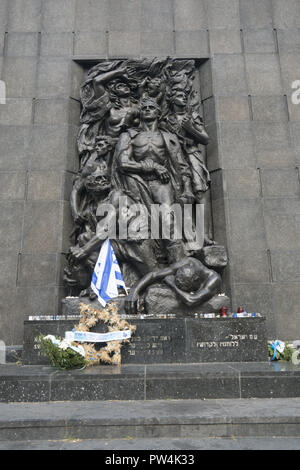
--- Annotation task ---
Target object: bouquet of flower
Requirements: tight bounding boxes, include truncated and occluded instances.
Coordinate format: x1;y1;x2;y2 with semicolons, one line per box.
268;340;296;362
36;334;86;370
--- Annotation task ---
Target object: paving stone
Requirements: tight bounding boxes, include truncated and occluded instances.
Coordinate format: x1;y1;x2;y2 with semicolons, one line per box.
290;122;300;148
245;54;282;95
227;198;267;251
218;121;256;169
40;33;74;57
272;0;300;29
27;125;71;170
224;169;261;198
16;286;58;318
217;96;250;121
42;0;76;32
6;32;38;57
0;252;18;288
256;148;296;168
74;31;107;56
141;0;173;32
26;170;63;201
279;54;300;94
0;171;26;200
174;0;207;31
0;126;30;170
277;29;300;54
18;253;57;287
108;0;141;32
0;201;24;251
22;201;61;253
251;96;288;122
0;98;32;125
7;0;41;32
75;0;109;31
33;98;80;126
0;32;4;56
2;57;37;98
206;0;240;29
270;250;300;283
108;31;140;58
0;0;7;32
230;250;270;283
210;29;242;54
212;55;247;96
264;210;300;251
252;121;291;150
36;57;71;98
175;31;209;58
287;92;300;121
260;168;300;197
243;29;276;54
140;32;174;57
240;0;273;29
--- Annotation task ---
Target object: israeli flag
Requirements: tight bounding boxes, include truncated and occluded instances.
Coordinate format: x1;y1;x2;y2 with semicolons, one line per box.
91;239;127;306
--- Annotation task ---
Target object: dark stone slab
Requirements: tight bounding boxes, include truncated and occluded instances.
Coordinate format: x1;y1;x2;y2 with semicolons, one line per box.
186;317;267;363
0;379;50;403
1;363;300;403
0;363;300;402
23;307;268;366
145;376;240;400
50;377;145;402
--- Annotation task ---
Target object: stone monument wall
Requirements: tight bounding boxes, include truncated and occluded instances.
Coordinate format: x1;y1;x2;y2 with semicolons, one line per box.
1;0;300;344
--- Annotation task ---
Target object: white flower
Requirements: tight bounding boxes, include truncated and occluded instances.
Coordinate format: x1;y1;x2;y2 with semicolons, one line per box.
44;335;59;345
70;345;85;357
59;339;72;350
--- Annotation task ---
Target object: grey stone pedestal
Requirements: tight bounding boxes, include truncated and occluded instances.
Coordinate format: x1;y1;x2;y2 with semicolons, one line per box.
22;297;268;365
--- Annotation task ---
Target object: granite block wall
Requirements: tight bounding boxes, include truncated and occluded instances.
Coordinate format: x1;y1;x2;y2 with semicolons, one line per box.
0;0;299;343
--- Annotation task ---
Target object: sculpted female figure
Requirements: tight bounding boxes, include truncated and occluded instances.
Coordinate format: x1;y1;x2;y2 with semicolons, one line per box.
162;88;214;245
78;62;139;167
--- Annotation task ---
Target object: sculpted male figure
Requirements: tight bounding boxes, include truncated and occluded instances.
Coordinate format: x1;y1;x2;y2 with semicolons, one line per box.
125;256;222;315
113;98;195;262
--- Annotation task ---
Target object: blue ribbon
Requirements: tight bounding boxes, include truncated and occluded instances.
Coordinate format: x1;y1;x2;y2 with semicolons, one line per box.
270;340;281;361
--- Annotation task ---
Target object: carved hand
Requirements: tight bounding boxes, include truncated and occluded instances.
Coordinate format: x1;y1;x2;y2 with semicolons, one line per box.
164;274;176;288
154;164;170;184
73;212;87;226
67;246;87;264
181;115;192;128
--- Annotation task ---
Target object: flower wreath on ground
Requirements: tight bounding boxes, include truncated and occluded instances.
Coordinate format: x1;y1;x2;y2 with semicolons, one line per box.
36;302;136;369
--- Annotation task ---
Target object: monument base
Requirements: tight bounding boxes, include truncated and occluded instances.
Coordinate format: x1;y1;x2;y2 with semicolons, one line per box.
22;297;268;365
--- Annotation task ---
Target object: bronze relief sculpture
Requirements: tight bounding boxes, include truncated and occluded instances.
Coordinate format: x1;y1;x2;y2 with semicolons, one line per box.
64;58;229;314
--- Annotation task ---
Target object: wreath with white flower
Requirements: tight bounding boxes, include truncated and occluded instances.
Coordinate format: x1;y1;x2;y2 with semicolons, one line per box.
36;301;136;369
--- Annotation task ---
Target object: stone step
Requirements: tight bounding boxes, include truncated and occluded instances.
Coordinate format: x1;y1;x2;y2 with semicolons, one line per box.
1;437;300;450
0;362;300;403
0;398;300;442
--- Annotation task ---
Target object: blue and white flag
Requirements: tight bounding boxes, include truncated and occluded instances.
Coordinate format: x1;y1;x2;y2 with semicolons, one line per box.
91;239;126;307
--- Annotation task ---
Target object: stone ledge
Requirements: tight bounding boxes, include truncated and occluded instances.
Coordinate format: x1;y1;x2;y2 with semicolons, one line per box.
22;314;268;365
0;363;300;405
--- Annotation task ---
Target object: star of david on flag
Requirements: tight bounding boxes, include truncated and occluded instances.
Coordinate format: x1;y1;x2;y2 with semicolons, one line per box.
91;239;127;306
